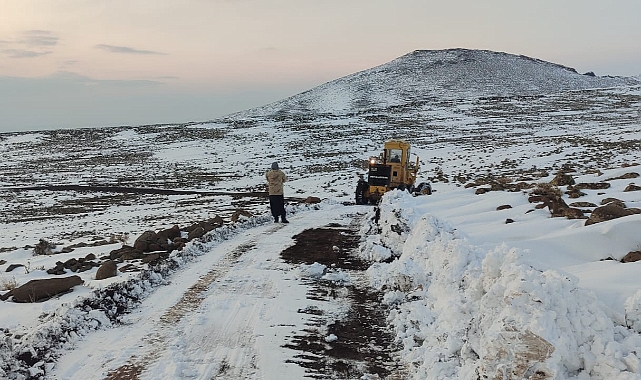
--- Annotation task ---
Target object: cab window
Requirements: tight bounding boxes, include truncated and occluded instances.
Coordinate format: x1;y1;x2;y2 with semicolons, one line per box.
389;149;402;163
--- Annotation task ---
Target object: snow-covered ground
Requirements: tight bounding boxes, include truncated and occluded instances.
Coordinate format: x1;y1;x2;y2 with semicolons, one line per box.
1;50;641;379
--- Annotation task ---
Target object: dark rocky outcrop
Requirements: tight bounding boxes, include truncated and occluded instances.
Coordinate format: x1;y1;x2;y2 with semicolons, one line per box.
1;276;83;302
496;205;512;211
624;184;641;192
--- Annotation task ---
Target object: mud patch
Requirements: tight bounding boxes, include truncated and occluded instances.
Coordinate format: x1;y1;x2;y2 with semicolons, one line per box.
280;222;406;379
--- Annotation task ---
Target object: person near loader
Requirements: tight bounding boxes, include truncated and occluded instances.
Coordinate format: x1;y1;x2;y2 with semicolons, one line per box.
266;162;289;223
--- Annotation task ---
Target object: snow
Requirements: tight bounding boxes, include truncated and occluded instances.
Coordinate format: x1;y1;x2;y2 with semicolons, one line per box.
1;50;640;379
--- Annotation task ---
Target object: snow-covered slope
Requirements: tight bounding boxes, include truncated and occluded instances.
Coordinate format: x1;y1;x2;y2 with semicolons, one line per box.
232;48;637;118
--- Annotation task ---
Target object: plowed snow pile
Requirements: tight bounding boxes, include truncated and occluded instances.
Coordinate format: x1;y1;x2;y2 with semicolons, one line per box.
359;191;641;379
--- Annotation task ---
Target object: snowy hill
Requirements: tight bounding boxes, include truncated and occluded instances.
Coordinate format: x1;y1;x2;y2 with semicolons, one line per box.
232;48;637;119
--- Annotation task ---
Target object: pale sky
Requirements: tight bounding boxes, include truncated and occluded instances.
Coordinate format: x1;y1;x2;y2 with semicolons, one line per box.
1;0;640;133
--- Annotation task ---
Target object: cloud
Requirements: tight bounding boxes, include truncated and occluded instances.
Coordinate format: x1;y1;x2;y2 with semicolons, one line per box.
0;30;58;58
19;30;59;47
95;44;168;55
1;49;52;58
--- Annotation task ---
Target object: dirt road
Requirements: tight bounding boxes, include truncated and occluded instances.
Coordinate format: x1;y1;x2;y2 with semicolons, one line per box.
50;205;405;380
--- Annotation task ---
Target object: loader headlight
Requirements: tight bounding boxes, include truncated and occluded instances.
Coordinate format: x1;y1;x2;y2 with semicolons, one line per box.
370;158;377;165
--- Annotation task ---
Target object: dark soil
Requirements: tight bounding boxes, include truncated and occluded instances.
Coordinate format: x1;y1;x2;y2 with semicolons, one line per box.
280;222;406;379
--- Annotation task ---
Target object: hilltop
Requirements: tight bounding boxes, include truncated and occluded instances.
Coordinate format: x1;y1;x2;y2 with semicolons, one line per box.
232;48;638;119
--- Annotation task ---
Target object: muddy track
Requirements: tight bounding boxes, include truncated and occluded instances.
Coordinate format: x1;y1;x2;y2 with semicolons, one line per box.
280;220;407;379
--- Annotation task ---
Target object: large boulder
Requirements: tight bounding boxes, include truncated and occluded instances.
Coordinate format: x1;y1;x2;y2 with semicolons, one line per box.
585;204;635;226
95;260;118;280
1;276;83;302
624;184;641;192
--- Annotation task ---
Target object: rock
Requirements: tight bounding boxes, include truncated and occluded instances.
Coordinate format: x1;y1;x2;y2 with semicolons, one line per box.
475;188;490;195
621;251;641;263
480;323;555;380
5;264;24;273
46;262;66;275
569;202;597;207
109;245;140;260
606;172;639;181
187;226;205;241
0;260;6;265
304;196;322;204
624;184;641;192
231;209;252;222
496;204;512;211
600;198;626;207
575;182;611;190
64;258;79;272
133;229;173;252
141;253;160;264
505;218;515;224
550;172;575;186
560;208;586;219
565;187;586;198
1;276;83;302
85;253;96;261
95;260;118;280
133;230;157;252
585;204;634;226
118;264;140;273
33;239;56;256
157;225;181;241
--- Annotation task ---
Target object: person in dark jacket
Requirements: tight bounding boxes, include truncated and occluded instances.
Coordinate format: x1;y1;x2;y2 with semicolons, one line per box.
266;162;288;223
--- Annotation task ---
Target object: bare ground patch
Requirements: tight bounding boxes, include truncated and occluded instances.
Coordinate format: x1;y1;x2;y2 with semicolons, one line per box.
280;221;407;379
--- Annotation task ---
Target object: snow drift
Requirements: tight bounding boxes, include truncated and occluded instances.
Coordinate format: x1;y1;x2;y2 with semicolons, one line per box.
358;190;641;380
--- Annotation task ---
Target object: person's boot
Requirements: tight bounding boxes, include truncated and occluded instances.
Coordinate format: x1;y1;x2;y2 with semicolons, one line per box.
281;216;289;223
274;216;279;223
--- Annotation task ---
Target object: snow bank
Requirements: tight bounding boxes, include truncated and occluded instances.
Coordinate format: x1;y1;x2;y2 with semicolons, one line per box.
358;190;641;379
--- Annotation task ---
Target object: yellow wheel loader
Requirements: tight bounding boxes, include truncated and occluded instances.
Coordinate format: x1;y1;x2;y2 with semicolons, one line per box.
355;139;431;205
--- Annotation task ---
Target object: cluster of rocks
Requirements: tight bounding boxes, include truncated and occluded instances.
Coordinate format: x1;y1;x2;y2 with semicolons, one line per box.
488;170;641;263
1;213;234;303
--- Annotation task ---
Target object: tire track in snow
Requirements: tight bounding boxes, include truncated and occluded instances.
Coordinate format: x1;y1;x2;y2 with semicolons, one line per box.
104;227;281;380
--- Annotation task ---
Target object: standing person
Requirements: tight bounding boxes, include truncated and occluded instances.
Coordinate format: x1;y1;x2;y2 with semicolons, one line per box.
266;162;289;223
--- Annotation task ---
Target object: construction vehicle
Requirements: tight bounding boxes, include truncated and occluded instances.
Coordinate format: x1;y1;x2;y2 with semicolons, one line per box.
355;139;431;205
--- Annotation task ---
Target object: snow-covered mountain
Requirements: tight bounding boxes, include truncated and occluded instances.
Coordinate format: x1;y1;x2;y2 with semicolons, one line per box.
232;48;637;119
